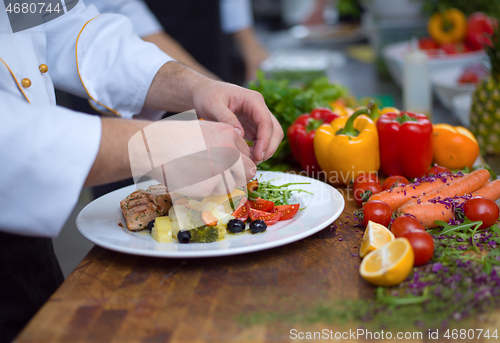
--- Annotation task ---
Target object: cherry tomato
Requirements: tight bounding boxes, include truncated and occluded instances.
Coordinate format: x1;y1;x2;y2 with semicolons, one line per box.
353;173;380;189
361;200;393;228
249;209;282;226
382;175;410;190
400;231;434;266
354;181;383;207
390;215;425;237
249;198;275;212
271;204;300;221
425;165;451;177
231;198;250;221
441;42;469;55
419;37;440;50
463;196;500;229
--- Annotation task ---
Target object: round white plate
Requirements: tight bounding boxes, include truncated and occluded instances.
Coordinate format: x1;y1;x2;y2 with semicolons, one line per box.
76;171;345;258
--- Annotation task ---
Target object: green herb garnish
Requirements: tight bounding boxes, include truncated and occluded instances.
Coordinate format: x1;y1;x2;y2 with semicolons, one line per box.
249;176;313;206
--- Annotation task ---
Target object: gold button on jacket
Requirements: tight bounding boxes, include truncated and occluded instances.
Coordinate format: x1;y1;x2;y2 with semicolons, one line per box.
39;64;48;73
21;78;31;88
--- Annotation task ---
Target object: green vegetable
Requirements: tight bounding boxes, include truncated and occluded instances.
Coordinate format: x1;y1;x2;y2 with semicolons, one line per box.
249;71;350;169
248;176;313;206
419;0;500;16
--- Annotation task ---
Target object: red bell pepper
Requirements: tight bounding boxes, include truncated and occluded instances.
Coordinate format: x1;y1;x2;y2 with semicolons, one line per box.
377;112;433;179
287;108;339;174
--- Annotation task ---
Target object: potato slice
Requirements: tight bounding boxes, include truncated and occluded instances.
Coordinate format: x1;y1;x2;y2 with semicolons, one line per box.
151;216;173;243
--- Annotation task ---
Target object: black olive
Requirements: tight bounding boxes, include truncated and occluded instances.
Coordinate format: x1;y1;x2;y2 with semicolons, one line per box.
250;220;267;234
177;230;191;243
227;219;245;233
147;219;155;232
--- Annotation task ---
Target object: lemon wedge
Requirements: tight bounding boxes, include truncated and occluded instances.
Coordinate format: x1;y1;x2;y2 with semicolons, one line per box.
359;221;395;258
359;238;415;287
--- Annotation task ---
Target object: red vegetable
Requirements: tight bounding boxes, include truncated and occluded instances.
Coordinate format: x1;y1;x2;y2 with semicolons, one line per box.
441;42;470;54
465;12;495;50
390;216;425;237
464;196;500;229
249;198;274;212
425;165;451;177
249;209;282;226
271;204;300;221
400;231;434;266
419;37;440;51
361;200;393;227
382;175;409;190
287;108;340;174
354;180;383;207
231;198;250;221
377;112;433;179
353;172;379;189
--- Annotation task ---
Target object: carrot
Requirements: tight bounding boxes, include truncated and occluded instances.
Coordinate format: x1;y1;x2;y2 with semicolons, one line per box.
401;202;454;228
472;179;500;200
399;169;490;211
400;173;498;228
201;211;218;226
368;174;463;211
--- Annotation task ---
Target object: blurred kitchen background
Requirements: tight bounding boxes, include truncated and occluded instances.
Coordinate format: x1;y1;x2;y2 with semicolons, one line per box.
54;0;498;277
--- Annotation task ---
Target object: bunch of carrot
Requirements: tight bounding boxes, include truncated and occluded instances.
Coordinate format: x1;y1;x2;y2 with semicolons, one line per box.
368;169;500;228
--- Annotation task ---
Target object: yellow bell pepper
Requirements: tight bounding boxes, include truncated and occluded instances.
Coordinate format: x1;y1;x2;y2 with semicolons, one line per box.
428;8;467;44
314;109;380;185
432;124;479;170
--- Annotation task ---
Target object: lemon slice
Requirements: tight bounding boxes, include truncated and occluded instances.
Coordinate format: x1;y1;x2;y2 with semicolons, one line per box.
359;238;415;287
359;221;395;258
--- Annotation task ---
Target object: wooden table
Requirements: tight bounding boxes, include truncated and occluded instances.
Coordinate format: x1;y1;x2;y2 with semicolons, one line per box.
16;186;500;343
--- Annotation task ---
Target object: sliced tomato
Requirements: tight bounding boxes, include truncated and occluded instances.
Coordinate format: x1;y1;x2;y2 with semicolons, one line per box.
231;198;250;221
249;198;275;212
271;204;300;221
249;209;282;226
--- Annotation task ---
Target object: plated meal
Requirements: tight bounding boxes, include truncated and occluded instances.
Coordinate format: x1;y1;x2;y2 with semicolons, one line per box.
76;171;344;258
119;176;314;244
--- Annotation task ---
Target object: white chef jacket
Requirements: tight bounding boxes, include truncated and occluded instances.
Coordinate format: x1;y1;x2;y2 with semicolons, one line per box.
85;0;254;37
0;1;173;237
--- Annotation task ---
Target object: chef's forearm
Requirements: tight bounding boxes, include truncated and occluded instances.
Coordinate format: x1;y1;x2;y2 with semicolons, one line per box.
143;61;210;112
142;31;220;80
85;118;151;187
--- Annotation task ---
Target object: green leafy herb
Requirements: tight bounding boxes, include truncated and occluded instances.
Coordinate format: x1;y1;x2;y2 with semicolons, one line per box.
249;176;312;206
249;71;350;169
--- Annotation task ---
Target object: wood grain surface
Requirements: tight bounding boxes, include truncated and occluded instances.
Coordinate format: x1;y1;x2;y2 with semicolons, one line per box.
16;186;500;343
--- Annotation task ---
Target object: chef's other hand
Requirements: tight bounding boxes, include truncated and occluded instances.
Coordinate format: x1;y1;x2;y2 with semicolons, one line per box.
143;62;283;165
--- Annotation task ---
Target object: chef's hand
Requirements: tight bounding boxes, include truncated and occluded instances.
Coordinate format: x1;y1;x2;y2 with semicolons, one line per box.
144;62;283;165
192;82;282;164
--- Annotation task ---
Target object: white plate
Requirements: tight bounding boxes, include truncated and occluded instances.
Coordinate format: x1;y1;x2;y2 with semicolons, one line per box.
76;171;345;258
431;66;475;110
382;41;485;86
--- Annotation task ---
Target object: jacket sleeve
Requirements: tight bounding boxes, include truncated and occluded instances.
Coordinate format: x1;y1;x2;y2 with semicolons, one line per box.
83;0;163;37
0;91;101;237
45;1;174;118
